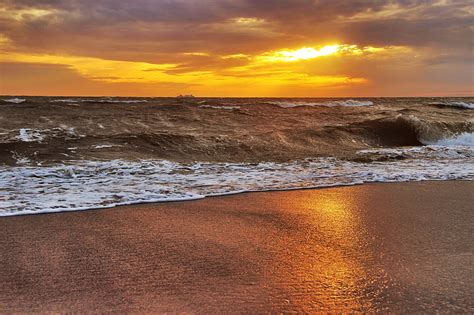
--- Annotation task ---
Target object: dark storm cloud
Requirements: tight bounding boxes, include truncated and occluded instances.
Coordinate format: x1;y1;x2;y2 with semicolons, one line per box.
2;0;471;60
1;0;389;23
344;16;473;49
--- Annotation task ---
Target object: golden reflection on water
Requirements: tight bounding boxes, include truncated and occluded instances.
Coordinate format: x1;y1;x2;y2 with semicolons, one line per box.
286;189;372;311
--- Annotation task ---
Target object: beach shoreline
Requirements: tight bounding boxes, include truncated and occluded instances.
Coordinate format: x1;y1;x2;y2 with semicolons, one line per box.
0;179;471;218
1;181;473;313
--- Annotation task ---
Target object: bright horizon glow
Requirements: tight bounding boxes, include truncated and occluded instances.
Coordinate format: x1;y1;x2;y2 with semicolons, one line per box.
0;43;385;96
264;45;341;62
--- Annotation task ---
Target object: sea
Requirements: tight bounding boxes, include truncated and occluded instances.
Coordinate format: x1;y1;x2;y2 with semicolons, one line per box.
1;96;473;216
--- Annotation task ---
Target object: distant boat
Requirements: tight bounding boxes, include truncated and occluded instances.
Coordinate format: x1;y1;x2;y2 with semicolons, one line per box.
176;94;195;98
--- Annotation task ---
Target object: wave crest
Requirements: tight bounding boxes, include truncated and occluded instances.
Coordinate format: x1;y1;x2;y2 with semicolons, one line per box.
354;115;474;147
426;132;474;147
270;99;374;108
199;105;241;110
2;98;26;104
429;101;474;110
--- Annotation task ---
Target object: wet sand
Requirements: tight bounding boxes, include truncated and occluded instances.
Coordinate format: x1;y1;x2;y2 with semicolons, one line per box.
0;181;473;313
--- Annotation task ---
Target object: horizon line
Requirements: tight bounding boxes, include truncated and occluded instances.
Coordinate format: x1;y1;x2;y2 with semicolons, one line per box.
1;95;473;98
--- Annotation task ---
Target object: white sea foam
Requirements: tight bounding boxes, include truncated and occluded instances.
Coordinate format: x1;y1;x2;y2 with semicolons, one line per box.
99;99;147;104
429;101;474;109
357;145;473;160
16;129;46;142
2;98;26;104
424;132;474;147
91;144;121;149
50;99;78;103
15;127;82;143
1;145;472;216
11;152;33;165
90;98;147;104
51;98;147;104
199;105;241;110
271;99;374;108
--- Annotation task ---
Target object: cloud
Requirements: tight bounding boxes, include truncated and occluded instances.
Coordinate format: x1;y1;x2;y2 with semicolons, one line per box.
0;0;472;96
0;62;198;96
2;0;471;57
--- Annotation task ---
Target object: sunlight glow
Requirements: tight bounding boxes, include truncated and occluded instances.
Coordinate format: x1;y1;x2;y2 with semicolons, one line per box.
183;52;210;57
259;44;400;63
0;7;55;21
0;52;178;83
0;35;11;48
1;42;406;96
221;54;250;60
263;45;341;62
280;189;372;311
232;17;266;25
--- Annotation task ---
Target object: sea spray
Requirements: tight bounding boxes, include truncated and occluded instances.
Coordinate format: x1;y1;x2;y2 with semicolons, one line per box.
1;145;472;216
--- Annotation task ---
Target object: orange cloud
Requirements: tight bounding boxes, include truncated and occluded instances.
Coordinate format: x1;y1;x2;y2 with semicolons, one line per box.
0;0;471;96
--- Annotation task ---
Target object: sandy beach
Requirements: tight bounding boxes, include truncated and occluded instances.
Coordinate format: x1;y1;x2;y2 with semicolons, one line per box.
0;181;473;313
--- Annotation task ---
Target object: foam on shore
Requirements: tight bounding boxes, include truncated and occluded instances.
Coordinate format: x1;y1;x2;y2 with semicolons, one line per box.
1;145;472;216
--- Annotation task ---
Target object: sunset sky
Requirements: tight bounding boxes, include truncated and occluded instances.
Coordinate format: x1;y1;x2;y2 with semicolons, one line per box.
0;0;472;97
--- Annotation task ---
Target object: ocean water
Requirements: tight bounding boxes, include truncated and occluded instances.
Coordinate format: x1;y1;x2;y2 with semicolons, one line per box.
1;96;473;216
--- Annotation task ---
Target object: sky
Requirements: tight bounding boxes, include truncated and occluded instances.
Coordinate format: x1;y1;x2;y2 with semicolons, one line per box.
0;0;472;97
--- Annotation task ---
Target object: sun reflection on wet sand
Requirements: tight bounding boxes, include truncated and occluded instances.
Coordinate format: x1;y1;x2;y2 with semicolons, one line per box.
266;188;376;312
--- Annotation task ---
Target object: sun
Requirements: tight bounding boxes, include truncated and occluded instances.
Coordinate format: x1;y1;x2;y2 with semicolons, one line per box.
284;45;340;61
263;45;341;62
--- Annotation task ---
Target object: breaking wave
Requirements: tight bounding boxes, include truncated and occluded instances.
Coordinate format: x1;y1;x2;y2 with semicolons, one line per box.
270;99;374;108
199;105;241;110
425;132;474;147
353;115;473;147
1;115;472;165
2;98;26;104
10;127;83;143
50;98;148;104
429;101;474;110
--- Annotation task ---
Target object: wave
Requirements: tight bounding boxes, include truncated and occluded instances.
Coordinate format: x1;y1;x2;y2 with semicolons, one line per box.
424;132;474;147
2;98;26;104
88;99;147;104
50;99;78;103
429;101;474;110
0;127;84;146
352;115;474;147
354;145;472;162
199;105;241;110
13;127;82;143
91;144;122;149
16;128;46;142
2;96;474;216
270;99;374;108
1;97;473;166
1;145;472;216
50;98;148;104
1;114;472;165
